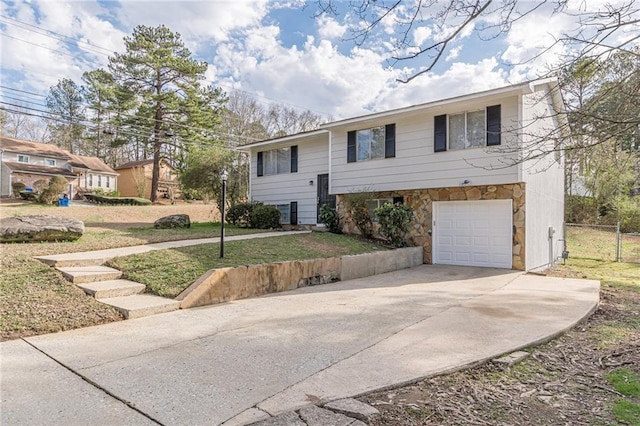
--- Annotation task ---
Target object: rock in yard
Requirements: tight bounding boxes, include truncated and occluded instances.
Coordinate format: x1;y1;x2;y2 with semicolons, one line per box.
0;215;84;243
154;214;191;229
324;398;380;422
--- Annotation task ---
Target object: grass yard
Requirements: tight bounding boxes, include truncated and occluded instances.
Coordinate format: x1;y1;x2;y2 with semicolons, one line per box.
0;202;265;340
107;233;388;298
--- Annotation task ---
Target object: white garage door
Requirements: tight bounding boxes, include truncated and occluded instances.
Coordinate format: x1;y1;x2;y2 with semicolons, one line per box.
433;200;512;268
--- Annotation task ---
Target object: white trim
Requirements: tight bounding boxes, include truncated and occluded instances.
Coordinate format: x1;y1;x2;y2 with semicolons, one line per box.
238;130;328;150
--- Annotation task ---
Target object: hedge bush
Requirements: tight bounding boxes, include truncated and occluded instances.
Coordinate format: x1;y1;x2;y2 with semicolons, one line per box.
319;204;342;233
226;202;254;227
85;194;152;206
375;202;414;247
249;204;281;229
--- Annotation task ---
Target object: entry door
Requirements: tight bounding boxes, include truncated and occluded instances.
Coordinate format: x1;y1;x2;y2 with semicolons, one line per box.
317;174;336;223
433;200;512;268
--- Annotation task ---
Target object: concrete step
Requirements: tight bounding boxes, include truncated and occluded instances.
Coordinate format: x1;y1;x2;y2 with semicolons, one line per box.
57;266;122;284
97;294;180;319
35;255;107;268
77;279;146;298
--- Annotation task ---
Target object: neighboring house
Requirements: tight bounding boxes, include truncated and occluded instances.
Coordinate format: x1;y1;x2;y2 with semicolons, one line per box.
0;136;118;198
240;79;566;272
115;159;180;200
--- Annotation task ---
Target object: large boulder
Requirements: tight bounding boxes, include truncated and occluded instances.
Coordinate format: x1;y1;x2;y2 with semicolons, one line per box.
154;214;191;229
0;215;84;243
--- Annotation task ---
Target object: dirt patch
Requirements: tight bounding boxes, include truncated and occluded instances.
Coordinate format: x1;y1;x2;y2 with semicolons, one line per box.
359;284;640;425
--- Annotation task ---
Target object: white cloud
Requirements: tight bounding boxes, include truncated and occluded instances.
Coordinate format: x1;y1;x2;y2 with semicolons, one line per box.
413;26;432;46
316;15;347;40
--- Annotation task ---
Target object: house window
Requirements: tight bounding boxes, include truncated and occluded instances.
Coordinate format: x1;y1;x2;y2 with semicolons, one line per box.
165;170;172;180
17;155;29;163
434;105;501;152
449;110;486;150
88;174;93;187
106;176;110;188
45;158;56;166
275;204;290;224
365;198;393;218
347;124;395;163
98;175;102;187
257;146;298;176
357;126;386;161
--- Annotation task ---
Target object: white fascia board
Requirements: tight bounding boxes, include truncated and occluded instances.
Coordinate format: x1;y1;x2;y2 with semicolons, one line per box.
237;130;329;151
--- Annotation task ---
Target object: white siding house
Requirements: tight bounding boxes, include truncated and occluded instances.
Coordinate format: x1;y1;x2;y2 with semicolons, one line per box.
241;79;566;272
244;130;330;225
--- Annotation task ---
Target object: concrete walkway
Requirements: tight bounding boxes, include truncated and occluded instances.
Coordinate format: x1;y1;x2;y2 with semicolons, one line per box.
35;230;311;266
0;265;599;426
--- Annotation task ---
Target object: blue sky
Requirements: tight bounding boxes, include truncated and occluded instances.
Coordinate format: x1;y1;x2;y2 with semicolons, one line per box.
0;1;635;121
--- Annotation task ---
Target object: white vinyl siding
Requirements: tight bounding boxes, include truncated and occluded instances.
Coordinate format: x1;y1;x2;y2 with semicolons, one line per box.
521;89;565;271
250;135;328;225
331;95;520;194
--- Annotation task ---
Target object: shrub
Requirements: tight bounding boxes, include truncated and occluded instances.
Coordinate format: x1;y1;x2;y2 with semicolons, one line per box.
19;190;38;201
11;182;26;197
32;179;48;193
319;204;342;233
342;191;374;239
227;202;254;227
38;175;68;205
375;202;414;247
249;204;281;229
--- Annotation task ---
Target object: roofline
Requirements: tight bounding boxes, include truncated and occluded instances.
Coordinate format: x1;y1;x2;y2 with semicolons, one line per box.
0;148;71;159
3;167;77;178
237;129;329;150
321;78;558;129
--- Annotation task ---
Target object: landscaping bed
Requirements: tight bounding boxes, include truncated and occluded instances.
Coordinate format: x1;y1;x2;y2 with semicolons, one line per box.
106;233;389;298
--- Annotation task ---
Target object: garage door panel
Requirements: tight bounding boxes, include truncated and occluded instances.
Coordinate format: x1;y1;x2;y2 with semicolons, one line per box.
434;200;512;269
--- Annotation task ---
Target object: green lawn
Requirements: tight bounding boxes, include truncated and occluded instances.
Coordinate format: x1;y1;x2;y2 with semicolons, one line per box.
107;232;388;298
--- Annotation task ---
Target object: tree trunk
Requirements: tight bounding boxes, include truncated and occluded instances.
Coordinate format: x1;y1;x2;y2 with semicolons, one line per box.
150;99;162;202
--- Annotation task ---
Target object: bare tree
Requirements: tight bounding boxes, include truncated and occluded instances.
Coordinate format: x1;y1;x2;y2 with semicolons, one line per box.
315;1;639;82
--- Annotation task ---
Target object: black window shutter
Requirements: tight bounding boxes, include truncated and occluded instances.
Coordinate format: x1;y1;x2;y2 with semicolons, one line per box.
347;131;356;163
434;114;447;152
257;151;263;176
290;145;298;173
486;105;501;146
393;196;404;205
290;201;298;225
385;123;396;158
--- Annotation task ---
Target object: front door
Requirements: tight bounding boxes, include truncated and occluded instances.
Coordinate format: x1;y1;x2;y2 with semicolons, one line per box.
317;174;335;223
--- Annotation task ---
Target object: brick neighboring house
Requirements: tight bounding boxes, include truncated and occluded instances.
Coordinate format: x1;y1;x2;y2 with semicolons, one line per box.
114;159;180;200
0;136;118;198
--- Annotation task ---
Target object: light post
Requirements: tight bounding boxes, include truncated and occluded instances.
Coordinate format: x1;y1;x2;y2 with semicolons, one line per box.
220;170;228;258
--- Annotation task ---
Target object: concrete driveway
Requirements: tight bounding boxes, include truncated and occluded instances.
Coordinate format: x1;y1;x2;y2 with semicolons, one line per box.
1;265;599;425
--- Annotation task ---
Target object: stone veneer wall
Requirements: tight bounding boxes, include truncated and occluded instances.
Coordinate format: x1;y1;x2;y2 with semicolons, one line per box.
337;183;526;270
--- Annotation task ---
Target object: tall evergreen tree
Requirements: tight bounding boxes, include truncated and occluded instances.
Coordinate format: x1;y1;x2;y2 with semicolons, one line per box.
108;24;225;201
46;78;86;154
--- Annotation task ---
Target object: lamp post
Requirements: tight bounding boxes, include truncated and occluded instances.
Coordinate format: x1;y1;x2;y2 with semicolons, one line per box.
220;170;228;258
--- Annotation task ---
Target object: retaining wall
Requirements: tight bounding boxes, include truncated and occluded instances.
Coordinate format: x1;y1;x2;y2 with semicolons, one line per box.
176;246;423;309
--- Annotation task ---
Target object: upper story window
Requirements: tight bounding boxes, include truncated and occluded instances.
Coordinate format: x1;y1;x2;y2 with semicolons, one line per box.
257;146;298;177
434;105;501;152
45;158;56;166
17;155;29;163
165;170;172;180
347;124;395;163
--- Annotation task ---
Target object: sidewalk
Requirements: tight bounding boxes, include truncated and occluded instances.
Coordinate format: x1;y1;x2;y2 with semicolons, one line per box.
35;230;311;266
0;265;600;426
